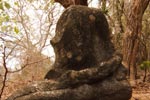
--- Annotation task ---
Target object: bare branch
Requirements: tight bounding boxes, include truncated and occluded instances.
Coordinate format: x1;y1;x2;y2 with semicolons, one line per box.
0;46;8;99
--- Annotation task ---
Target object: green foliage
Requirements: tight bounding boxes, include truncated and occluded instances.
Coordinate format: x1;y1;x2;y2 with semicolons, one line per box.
102;9;109;14
14;2;19;6
14;26;19;34
27;0;34;3
140;61;150;70
0;2;4;10
50;0;54;4
0;1;11;27
0;13;10;25
0;1;15;34
0;1;11;10
4;2;10;9
44;0;55;10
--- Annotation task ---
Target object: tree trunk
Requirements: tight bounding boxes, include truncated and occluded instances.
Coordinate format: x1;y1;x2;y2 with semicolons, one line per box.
54;0;88;8
123;0;150;83
112;0;124;50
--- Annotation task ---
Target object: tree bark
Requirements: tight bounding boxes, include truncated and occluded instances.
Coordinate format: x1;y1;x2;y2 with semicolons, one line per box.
54;0;88;8
123;0;150;82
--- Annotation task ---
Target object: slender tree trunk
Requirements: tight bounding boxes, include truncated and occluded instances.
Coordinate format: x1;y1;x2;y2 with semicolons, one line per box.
143;67;147;82
123;0;150;83
112;0;124;50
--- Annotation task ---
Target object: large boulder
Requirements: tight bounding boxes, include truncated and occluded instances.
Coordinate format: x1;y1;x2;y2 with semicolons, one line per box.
7;6;132;100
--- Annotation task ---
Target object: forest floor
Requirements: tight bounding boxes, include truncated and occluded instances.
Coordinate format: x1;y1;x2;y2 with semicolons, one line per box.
130;74;150;100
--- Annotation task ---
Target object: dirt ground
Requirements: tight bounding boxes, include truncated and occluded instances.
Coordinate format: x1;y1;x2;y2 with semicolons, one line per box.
131;90;150;100
130;75;150;100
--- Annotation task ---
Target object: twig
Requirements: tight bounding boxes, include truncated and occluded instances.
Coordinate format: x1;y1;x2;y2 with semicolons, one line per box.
0;46;8;99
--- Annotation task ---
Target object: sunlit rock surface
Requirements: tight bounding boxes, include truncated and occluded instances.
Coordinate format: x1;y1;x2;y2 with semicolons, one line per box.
7;5;132;100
